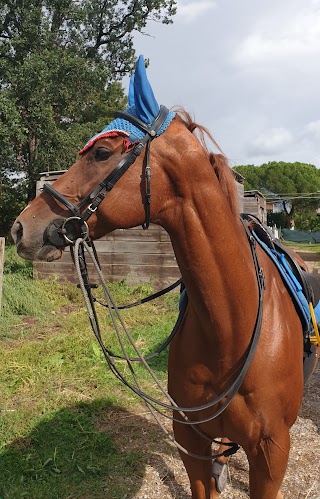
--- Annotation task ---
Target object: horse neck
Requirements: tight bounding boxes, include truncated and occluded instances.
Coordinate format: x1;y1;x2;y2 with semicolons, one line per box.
160;170;258;344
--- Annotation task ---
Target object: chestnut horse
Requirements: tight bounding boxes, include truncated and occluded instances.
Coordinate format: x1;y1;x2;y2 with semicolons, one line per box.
11;105;306;497
12;43;312;492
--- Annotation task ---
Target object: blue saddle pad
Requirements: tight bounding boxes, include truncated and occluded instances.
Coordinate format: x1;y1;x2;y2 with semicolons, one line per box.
252;231;320;332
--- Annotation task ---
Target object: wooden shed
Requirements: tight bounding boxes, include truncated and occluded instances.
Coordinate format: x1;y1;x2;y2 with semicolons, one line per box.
33;170;245;287
243;190;267;224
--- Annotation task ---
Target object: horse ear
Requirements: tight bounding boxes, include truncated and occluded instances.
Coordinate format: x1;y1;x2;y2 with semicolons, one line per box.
132;55;160;123
128;74;135;108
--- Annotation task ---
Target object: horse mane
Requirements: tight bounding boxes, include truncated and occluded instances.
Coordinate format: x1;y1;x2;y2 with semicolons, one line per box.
175;109;240;216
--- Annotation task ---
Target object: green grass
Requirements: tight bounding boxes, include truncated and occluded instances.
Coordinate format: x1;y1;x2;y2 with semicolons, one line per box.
0;400;144;499
0;245;179;498
281;241;320;252
3;241;319;498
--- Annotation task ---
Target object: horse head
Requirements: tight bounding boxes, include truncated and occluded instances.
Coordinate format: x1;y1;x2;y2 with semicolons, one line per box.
11;56;186;261
12;55;237;263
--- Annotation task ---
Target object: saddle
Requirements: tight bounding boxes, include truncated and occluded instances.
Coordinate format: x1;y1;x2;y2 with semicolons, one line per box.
242;214;320;383
244;215;320;307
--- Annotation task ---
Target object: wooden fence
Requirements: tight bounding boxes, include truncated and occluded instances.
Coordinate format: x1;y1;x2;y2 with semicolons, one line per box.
33;170;245;287
33;225;181;288
296;251;320;279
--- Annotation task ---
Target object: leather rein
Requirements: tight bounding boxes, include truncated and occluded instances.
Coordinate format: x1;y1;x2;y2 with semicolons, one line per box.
41;107;266;462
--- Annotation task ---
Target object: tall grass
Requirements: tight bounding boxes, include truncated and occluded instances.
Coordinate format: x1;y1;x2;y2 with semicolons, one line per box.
1;245;72;337
0;244;180;498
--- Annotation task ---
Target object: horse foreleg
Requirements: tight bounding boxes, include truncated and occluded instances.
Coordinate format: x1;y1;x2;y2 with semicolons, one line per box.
246;428;290;499
173;420;219;499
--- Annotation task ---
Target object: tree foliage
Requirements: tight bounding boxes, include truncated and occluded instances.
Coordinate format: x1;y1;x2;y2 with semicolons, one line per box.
0;174;26;236
234;162;320;230
0;0;177;235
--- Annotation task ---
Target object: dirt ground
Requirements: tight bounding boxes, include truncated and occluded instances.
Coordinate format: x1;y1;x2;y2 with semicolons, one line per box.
115;361;320;499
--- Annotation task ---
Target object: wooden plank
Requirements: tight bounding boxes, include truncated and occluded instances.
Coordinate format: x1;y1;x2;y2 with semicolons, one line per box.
98;253;178;266
297;252;320;262
94;234;161;246
92;240;174;255
108;231;168;242
0;238;4;314
39;252;178;267
98;253;177;266
95;225;169;241
116;224;162;233
104;264;181;278
159;230;171;242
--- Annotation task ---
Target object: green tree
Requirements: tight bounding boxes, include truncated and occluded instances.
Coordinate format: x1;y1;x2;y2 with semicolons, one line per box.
234;162;320;230
0;0;177;235
0;174;26;235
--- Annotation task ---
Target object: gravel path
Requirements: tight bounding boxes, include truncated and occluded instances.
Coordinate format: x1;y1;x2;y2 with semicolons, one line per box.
126;362;320;499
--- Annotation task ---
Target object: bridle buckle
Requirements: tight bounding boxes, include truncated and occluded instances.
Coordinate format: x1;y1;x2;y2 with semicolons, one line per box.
87;204;97;213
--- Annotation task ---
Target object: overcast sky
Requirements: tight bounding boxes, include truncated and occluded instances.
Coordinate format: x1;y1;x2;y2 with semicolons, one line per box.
127;0;320;168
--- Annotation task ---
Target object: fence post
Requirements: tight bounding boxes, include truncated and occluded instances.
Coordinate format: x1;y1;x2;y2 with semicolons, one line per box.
0;237;4;315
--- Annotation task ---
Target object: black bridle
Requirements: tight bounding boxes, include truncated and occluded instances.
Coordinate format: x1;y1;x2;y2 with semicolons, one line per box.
43;106;170;245
40;106;266;464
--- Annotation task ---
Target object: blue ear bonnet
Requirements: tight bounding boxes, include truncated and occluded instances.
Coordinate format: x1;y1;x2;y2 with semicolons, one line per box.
80;55;175;154
99;104;175;143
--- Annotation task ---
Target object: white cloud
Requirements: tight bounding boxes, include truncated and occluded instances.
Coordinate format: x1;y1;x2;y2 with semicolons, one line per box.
248;128;294;156
302;120;320;140
132;1;320;168
234;3;320;65
177;1;217;23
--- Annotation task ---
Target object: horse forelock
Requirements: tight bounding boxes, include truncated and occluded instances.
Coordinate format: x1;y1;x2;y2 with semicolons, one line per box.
175;109;240;216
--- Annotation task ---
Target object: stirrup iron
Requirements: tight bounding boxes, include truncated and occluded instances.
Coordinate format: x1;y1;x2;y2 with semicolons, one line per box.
212;460;228;493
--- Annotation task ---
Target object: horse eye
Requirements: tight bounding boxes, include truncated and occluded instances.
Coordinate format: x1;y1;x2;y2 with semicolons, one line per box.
93;148;113;161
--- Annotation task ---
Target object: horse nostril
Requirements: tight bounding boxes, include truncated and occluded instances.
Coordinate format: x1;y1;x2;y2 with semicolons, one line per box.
11;221;23;245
